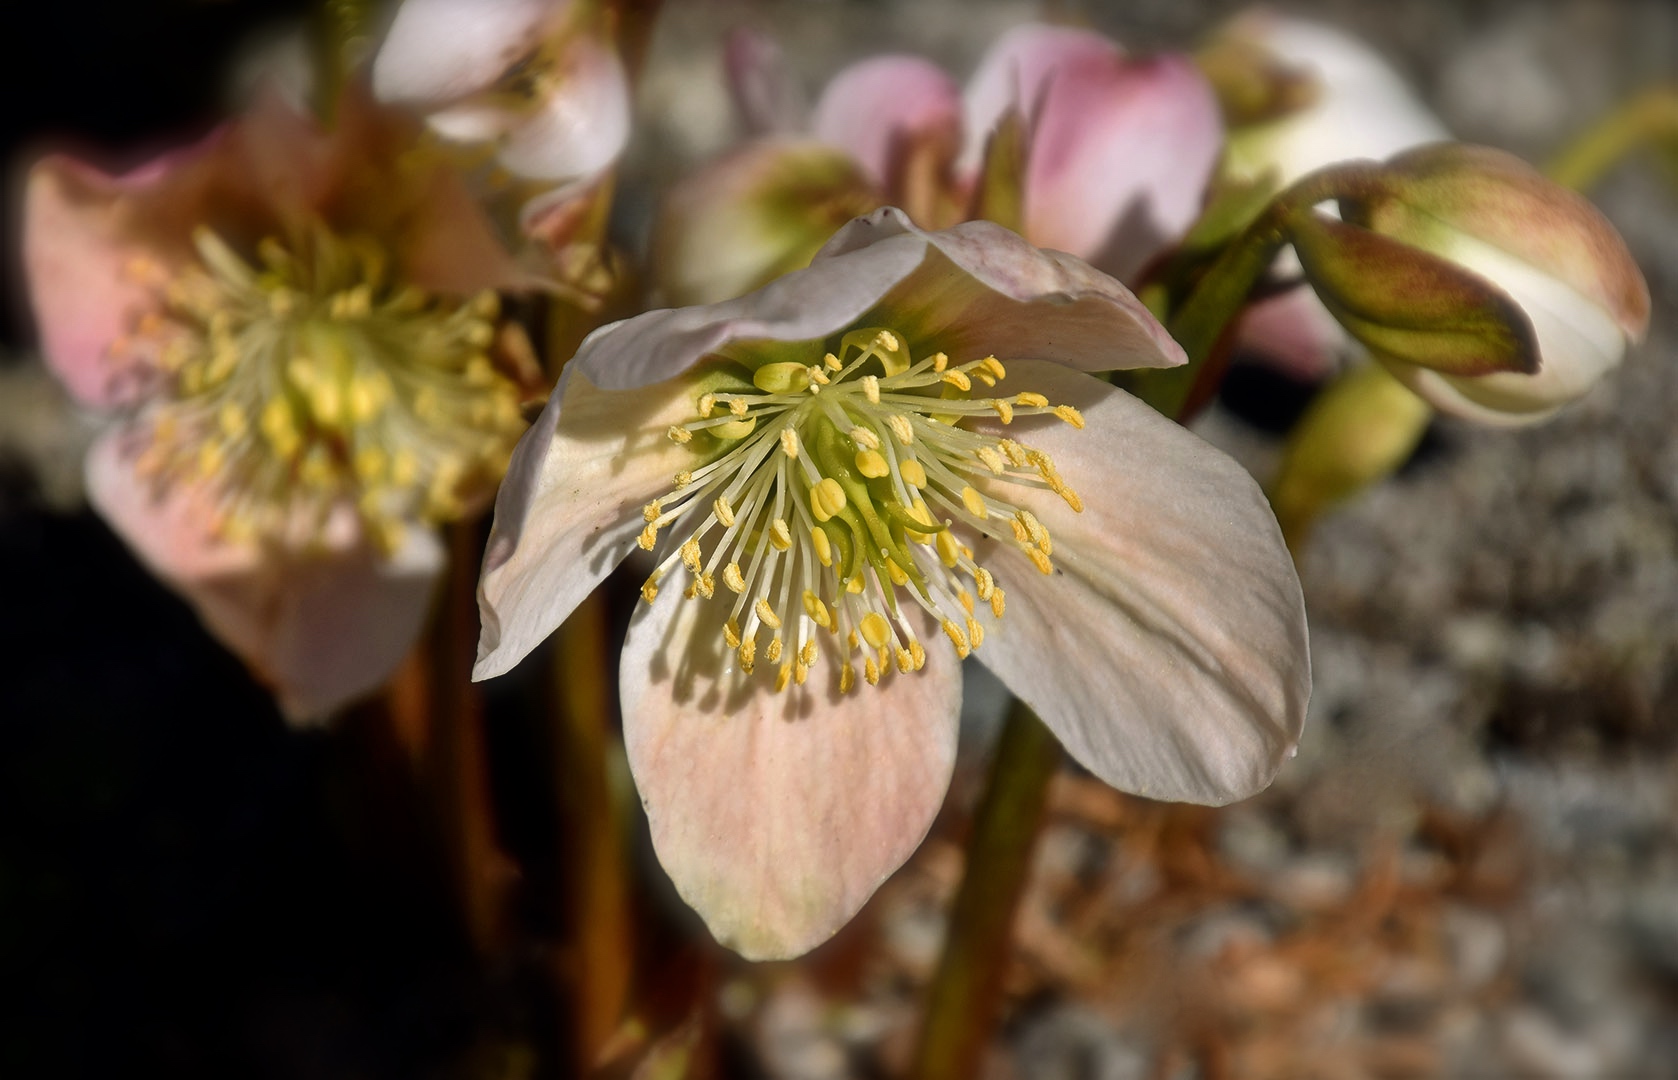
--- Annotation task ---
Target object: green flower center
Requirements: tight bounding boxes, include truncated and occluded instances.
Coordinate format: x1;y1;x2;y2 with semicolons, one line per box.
638;327;1085;693
122;220;526;550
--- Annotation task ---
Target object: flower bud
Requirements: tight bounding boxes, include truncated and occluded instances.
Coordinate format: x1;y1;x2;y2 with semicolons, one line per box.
1317;144;1649;423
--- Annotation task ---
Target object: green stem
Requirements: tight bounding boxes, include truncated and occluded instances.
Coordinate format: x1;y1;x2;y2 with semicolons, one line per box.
906;700;1062;1080
1546;85;1678;192
309;0;376;125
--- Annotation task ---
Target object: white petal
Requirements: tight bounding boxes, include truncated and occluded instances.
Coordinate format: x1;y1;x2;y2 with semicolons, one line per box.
961;23;1122;175
620;579;961;960
497;38;630;181
576;208;1181;394
87;433;442;722
374;0;558;106
811;55;961;190
968;360;1309;804
475;368;698;680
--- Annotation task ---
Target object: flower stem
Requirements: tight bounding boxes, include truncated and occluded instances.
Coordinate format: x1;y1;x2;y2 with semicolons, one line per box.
907;699;1062;1080
308;0;376;125
549;588;635;1069
1546;84;1678;193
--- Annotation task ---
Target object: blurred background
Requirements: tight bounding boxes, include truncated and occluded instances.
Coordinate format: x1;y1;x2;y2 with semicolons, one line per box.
2;1;1676;1077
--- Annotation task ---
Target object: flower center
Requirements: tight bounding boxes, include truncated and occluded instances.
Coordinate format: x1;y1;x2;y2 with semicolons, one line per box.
120;220;527;550
637;328;1085;693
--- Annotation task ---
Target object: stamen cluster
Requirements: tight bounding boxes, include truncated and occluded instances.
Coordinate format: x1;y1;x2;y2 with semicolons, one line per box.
637;327;1086;693
119;220;527;550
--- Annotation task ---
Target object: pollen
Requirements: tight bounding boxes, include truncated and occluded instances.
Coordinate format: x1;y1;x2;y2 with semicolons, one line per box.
629;324;1089;694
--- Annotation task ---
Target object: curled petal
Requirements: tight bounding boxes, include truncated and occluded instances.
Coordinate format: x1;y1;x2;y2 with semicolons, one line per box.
373;0;559;106
585;208;1181;393
963;23;1122;172
812;55;963;192
620;579;960;960
475;369;699;679
970;360;1309;805
86;433;442;722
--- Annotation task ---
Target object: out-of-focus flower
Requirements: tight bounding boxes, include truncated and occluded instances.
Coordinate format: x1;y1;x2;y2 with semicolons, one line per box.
1209;10;1450;383
1294;144;1650;424
476;208;1310;959
372;0;630;185
24;87;537;720
655;23;1222;305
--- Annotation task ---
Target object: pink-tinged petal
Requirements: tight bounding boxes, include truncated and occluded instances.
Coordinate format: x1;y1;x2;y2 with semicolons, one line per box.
619;579;960;960
86;433;442;722
1020;54;1223;281
497;37;631;181
584;208;1180;393
725;26;806;135
962;23;1123;174
373;0;559;106
1234;286;1350;382
812;55;962;193
475;369;699;679
969;360;1309;804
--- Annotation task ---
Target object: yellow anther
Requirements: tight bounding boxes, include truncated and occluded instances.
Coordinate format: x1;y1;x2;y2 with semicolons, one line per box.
766;637;784;664
770;518;793;551
824;352;843;371
713;495;736;528
642;575;661;603
958;590;976;615
755;598;782;630
462;355;497;388
794;661;809;686
1020;510;1051;554
723;563;747;593
779;427;799;458
931;352;949;373
807;365;830;385
942;619;971;659
800;640;818;667
981;357;1006;380
638;523;659;551
810;477;847;522
1014;392;1049;408
1054;404;1086;429
1027;548;1054;574
855;449;889;478
886;415;914;445
1009;516;1031;543
753;362;810;394
217;402;247;439
801;590;832;628
1000;439;1029;466
935;530;961;568
775;662;792;692
909;640;926;670
862;375;880;403
695;572;715;599
850;428;880;452
697;393;717;417
309;380;343;426
643;499;662;523
811;527;833;566
976;446;1006;474
840;662;856;693
991;399;1014;424
974;568;995;600
894;647;913;674
864;657;881;686
876;329;901;352
740;635;757;674
961;486;988;518
391;451;418;487
674;470;694;487
354;445;387;482
885;558;909;586
845;575;866;595
723;619;741;649
728;397;750;417
1055;482;1085;513
680;538;702;572
196;440;225;478
899;458;927;488
990;588;1006;618
859;612;893;651
667;425;693;444
941;369;972;392
967;617;985;650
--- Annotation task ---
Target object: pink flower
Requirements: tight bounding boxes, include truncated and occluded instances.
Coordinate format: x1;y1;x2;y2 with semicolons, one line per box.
372;0;631;185
656;23;1223;304
476;209;1309;958
23;87;535;721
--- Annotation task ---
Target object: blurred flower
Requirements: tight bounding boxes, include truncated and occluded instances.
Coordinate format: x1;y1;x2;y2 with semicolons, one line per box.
1210;10;1451;383
655;23;1221;304
1297;144;1650;424
476;208;1309;959
23;87;537;720
372;0;630;185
